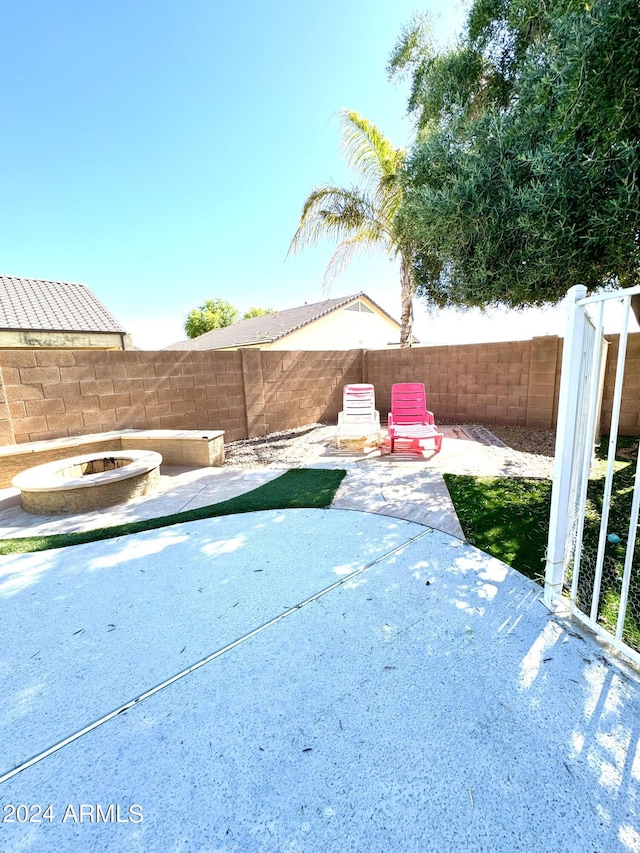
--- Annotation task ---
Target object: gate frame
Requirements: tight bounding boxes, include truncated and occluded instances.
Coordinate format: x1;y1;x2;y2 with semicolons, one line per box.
544;283;640;667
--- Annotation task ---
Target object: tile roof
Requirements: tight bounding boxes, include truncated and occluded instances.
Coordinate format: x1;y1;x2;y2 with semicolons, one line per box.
165;292;402;350
0;275;127;334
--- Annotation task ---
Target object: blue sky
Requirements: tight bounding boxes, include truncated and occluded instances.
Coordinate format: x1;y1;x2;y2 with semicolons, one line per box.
3;0;622;348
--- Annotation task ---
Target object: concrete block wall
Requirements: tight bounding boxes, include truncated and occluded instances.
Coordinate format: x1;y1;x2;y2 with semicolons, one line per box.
0;349;247;445
0;334;638;448
366;339;541;427
0;348;364;447
0;367;15;446
261;350;363;434
523;337;562;429
600;333;640;434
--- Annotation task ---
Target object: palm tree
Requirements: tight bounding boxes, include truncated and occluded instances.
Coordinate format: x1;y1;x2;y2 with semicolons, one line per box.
288;109;415;347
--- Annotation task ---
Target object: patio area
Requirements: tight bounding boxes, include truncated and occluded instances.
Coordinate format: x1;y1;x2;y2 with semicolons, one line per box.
0;423;553;541
0;425;639;851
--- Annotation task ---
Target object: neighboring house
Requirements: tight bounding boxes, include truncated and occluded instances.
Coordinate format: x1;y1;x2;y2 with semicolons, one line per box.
166;293;415;351
0;275;132;349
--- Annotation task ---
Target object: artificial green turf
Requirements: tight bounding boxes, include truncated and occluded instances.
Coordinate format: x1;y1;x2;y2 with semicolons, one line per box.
443;473;552;583
0;468;346;556
444;438;640;652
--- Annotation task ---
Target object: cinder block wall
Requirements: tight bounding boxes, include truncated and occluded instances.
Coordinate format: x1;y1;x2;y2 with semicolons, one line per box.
0;348;365;446
0;367;15;445
0;334;638;447
261;350;363;434
601;333;640;434
0;349;248;444
365;338;560;428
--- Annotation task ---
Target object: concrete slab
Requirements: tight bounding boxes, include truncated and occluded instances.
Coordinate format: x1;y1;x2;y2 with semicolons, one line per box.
0;510;422;769
1;511;638;852
329;463;464;539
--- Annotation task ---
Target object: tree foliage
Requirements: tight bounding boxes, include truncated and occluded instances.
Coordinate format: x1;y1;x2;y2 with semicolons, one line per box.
289;109;416;346
242;307;274;319
184;300;274;338
394;0;640;314
184;299;239;338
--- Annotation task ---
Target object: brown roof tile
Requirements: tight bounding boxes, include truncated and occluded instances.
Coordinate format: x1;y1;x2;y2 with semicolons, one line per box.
0;275;126;334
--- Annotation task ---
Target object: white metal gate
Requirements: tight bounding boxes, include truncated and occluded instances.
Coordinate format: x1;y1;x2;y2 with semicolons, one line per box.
544;283;640;666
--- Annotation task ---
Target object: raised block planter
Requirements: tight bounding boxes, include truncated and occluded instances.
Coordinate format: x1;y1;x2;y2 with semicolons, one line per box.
119;430;224;467
0;429;225;489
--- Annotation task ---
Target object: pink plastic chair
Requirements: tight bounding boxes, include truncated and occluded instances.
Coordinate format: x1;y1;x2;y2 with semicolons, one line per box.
387;383;443;454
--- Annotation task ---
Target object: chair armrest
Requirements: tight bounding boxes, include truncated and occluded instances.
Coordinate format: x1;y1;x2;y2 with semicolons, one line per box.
426;410;435;425
387;413;394;431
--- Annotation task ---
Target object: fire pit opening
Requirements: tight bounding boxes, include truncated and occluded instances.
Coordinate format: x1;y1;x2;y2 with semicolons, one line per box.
54;457;132;478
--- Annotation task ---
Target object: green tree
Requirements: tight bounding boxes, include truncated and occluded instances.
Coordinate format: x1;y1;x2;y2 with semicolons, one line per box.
394;0;640;319
242;307;274;319
288;109;416;347
184;299;239;338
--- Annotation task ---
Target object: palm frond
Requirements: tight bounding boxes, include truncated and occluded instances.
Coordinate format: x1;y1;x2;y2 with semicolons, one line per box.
324;227;391;284
338;109;406;187
377;172;406;223
288;184;379;256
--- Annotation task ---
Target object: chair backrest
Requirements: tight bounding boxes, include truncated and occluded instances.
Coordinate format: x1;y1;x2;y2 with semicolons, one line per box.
390;383;428;423
342;384;377;422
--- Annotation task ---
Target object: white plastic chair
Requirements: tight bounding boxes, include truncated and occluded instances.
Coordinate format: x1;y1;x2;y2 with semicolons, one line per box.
335;384;381;449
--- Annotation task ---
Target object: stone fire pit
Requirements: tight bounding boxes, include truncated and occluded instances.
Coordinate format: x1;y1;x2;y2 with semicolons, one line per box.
12;450;162;515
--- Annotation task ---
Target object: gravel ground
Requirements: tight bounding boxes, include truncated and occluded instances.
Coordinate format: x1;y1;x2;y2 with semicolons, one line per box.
489;425;556;457
223;424;332;468
224;422;556;478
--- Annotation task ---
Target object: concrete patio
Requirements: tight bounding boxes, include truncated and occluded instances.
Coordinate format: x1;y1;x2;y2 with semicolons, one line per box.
0;427;639;852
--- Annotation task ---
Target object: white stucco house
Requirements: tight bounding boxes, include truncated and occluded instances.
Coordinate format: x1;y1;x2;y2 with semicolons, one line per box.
165;293;415;351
